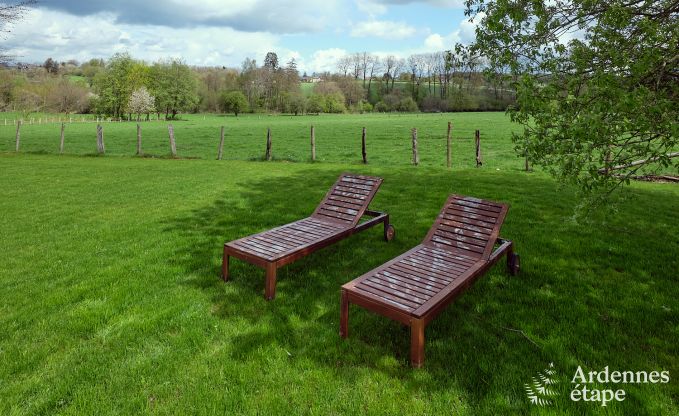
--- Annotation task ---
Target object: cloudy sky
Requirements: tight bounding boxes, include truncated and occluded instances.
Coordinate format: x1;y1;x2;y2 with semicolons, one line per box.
3;0;478;73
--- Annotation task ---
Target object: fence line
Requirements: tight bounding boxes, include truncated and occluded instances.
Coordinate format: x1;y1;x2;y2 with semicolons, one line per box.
4;121;503;169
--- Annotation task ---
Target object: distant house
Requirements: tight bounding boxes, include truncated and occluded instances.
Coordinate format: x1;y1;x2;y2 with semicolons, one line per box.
300;74;322;83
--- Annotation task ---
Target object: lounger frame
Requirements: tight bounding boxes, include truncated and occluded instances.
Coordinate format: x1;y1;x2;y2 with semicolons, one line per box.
340;194;519;367
222;174;394;300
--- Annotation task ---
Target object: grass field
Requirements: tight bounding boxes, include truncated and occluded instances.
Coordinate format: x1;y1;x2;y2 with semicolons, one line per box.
1;112;677;415
0;112;524;170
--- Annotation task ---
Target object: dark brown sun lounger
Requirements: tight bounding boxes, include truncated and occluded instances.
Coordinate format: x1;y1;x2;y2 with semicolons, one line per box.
222;173;395;300
340;194;519;367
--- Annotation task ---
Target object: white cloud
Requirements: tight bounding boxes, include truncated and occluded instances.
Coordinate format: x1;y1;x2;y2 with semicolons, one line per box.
43;0;342;34
305;48;349;73
421;14;480;51
351;20;417;40
356;0;388;15
372;0;465;6
4;9;282;66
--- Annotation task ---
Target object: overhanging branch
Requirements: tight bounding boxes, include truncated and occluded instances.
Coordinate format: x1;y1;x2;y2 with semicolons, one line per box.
599;152;679;174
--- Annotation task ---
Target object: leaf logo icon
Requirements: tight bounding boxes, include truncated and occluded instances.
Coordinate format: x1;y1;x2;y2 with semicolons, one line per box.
525;363;559;406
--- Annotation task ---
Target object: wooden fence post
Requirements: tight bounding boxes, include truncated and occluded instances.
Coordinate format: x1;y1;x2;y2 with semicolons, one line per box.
411;128;419;166
265;128;272;161
475;130;482;167
310;125;316;162
361;127;367;164
136;124;142;155
15;120;21;152
217;126;225;160
168;124;177;157
96;124;105;154
59;123;65;154
446;121;452;169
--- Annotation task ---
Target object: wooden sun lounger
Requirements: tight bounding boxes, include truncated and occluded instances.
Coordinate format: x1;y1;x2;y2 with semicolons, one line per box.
340;194;520;367
222;173;395;300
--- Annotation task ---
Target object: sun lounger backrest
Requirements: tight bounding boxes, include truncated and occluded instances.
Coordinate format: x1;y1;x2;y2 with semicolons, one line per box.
312;173;383;228
423;194;508;260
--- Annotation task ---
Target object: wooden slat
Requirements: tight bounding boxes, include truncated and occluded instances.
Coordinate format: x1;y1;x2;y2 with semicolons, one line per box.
441;214;495;230
432;231;486;252
353;285;417;311
358;280;424;308
407;253;469;275
451;196;503;211
438;221;492;238
331;190;368;200
231;241;276;259
335;184;371;195
366;276;431;303
323;199;363;211
316;210;355;222
375;271;440;295
397;257;459;279
312;173;383;228
418;246;478;266
338;181;374;191
445;207;498;224
429;236;484;257
328;195;364;207
387;264;451;287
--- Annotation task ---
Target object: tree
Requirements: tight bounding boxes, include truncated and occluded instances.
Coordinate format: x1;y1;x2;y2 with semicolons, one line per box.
93;53;136;118
383;55;397;93
150;59;198;119
366;55;381;101
221;90;249;116
264;52;279;71
47;79;90;114
336;56;352;77
128;87;155;121
466;0;679;197
43;58;59;75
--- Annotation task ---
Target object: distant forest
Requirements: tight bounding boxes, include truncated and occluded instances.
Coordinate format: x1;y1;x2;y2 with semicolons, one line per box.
1;48;516;119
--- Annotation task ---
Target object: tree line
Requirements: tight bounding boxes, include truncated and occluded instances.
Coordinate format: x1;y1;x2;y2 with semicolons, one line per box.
0;48;516;119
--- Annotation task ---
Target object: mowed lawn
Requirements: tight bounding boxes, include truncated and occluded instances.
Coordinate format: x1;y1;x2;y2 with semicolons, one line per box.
0;113;678;415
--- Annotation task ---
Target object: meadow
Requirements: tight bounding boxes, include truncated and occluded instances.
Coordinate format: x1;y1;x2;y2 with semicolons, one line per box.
0;112;677;415
0;112;522;169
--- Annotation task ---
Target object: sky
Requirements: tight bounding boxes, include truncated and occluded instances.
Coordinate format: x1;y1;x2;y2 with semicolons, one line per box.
2;0;479;73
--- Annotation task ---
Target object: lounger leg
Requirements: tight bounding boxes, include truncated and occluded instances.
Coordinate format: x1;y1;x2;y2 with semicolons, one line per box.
264;263;278;300
222;248;230;282
506;242;520;276
410;318;425;368
383;215;395;242
340;289;349;338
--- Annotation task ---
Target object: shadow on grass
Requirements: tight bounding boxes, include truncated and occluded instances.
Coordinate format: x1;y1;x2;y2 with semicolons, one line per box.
163;167;679;413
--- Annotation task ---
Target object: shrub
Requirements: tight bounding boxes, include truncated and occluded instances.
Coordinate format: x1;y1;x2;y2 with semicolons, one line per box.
221;90;249;116
324;93;346;113
288;94;306;115
359;100;373;113
382;92;401;111
374;101;389;112
306;94;324;114
420;96;447;113
397;97;419;112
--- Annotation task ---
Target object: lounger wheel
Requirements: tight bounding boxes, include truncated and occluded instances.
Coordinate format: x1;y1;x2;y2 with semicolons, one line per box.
508;253;520;275
384;224;395;242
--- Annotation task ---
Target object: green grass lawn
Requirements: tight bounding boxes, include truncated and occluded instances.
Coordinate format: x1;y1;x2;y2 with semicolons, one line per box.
0;112;523;170
0;113;677;415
